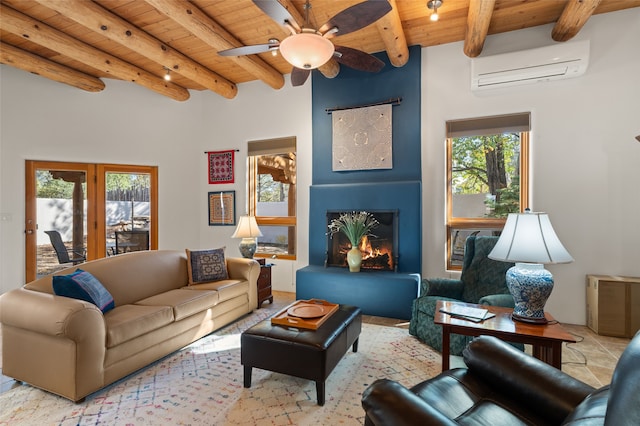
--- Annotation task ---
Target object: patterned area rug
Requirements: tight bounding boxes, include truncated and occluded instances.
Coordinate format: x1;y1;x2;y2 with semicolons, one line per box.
0;309;440;425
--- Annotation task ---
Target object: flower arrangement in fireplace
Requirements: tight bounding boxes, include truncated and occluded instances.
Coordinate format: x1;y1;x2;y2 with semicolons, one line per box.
327;211;379;248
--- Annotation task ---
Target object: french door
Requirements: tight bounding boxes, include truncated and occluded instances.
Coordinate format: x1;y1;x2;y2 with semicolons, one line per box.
25;160;158;282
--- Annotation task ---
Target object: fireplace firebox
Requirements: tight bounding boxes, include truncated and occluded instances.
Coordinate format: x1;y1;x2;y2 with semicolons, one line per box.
325;210;398;272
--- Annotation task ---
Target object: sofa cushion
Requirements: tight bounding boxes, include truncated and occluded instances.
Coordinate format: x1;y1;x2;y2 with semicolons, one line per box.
187;279;248;303
135;289;219;321
52;269;115;313
186;248;228;284
104;304;173;347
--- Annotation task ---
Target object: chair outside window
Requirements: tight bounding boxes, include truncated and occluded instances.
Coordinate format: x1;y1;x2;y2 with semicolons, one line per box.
44;230;86;265
114;230;149;254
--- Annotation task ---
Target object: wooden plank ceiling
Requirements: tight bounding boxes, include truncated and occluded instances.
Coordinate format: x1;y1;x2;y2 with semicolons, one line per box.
1;0;638;101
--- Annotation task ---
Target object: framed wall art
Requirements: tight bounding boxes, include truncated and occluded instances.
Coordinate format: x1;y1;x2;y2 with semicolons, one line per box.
208;191;236;226
207;150;235;184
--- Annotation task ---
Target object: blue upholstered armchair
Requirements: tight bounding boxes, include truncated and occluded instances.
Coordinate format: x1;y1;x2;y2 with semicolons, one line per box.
409;235;515;356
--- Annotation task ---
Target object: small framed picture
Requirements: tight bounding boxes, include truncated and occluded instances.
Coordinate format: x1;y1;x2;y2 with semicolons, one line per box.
208;191;236;226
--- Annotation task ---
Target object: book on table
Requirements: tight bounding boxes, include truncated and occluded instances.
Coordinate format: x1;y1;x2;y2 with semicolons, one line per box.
439;305;496;322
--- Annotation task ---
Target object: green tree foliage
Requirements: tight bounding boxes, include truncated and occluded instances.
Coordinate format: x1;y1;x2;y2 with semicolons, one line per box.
106;173;150;201
106;173;149;192
452;133;520;217
36;171;76;198
36;171;150;200
258;173;287;202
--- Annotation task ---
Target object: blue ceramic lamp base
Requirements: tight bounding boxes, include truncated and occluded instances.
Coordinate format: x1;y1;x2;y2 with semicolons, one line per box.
506;263;554;324
238;238;257;259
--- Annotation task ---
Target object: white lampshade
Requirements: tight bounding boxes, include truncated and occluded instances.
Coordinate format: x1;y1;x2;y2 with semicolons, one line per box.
489;211;573;264
278;31;335;70
231;216;263;239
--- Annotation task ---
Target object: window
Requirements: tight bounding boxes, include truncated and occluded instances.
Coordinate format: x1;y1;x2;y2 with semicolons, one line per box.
248;137;296;259
446;113;530;270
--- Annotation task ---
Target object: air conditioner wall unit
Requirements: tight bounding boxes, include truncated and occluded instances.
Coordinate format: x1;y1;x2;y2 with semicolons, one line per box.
471;40;590;91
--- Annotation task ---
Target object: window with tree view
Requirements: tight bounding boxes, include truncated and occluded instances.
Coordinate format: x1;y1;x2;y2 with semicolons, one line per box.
446;113;530;270
248;137;296;259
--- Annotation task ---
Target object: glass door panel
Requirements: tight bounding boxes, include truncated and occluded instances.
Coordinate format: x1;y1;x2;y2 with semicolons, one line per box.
25;161;96;281
105;172;151;255
96;164;157;258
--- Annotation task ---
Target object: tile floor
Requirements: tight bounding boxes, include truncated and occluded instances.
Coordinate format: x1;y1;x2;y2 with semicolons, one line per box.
0;291;630;394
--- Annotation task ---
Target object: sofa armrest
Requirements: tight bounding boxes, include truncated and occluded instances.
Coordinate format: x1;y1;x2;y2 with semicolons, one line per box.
0;288;107;401
226;257;260;282
362;379;457;426
0;288;105;340
226;257;260;309
421;278;464;299
478;293;514;307
463;336;595;424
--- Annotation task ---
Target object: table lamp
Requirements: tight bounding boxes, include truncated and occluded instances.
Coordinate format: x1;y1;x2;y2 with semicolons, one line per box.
231;215;263;258
488;210;573;324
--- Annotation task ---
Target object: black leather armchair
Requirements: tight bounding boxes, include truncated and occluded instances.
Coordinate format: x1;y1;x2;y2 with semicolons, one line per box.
362;333;640;426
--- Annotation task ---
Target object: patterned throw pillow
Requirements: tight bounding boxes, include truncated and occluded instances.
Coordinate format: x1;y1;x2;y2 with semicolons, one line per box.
52;269;115;313
186;247;228;284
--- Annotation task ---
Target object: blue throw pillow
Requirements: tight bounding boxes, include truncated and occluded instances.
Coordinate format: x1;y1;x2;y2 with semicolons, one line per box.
52;269;115;313
186;247;228;284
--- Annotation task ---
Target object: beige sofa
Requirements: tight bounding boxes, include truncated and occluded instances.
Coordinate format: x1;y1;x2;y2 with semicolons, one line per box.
0;250;259;402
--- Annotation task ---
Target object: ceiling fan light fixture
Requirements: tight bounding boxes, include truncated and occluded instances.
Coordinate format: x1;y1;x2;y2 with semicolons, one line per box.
279;31;335;70
427;0;443;22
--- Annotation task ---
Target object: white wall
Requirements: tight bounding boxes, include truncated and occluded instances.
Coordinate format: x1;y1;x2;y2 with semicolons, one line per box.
421;9;640;324
197;78;312;292
1;8;639;323
0;67;310;294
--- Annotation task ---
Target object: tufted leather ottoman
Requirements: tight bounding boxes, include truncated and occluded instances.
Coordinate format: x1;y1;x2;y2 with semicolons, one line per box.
241;304;362;405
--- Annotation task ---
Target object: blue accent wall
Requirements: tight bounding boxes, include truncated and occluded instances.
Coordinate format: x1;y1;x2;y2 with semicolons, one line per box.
308;45;422;273
311;45;422;184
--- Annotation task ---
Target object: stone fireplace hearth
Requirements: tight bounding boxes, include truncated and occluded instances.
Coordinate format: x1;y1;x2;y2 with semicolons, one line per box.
297;181;422;319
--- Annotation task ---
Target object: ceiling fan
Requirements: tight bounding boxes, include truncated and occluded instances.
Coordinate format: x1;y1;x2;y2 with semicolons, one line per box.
218;0;392;86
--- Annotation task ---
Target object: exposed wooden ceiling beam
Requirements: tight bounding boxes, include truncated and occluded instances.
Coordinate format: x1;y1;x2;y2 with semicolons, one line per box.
463;0;495;58
375;0;409;67
144;0;284;90
0;41;105;92
38;0;237;99
552;0;603;42
318;58;340;79
0;4;189;101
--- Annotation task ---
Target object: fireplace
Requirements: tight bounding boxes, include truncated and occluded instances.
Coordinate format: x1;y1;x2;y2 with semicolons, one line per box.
325;210;398;272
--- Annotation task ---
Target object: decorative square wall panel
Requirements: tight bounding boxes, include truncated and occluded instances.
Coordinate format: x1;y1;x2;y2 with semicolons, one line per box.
332;104;392;171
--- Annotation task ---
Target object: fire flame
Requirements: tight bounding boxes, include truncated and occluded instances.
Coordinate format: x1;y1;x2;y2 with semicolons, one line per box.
334;236;394;270
359;236;384;260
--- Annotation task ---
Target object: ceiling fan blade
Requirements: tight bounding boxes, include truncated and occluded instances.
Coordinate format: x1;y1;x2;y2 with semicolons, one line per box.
319;0;392;37
291;67;311;86
218;43;276;57
253;0;301;33
334;46;385;73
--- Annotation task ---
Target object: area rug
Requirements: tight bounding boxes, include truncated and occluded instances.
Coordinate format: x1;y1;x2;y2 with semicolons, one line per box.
0;310;440;425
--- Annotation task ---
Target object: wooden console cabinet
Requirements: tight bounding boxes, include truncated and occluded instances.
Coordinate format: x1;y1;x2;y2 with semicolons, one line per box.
257;258;273;307
586;275;640;337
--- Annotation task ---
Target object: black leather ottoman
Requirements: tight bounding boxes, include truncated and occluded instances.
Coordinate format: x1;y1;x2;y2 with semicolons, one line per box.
241;304;362;405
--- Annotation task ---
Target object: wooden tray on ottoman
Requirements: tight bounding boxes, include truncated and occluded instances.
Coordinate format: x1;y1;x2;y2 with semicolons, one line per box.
271;299;339;330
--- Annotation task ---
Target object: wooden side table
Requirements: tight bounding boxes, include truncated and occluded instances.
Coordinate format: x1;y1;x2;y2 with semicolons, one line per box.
434;300;576;371
256;258;273;307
